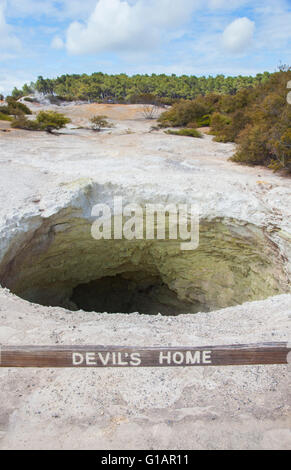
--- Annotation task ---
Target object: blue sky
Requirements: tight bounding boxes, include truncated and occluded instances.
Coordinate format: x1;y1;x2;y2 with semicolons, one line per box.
0;0;291;94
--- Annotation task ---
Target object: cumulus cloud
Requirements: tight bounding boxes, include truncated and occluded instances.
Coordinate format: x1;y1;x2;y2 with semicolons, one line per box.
222;17;255;53
65;0;199;55
0;0;21;53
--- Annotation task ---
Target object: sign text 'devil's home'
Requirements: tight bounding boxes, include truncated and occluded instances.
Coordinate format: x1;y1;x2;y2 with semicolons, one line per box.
0;343;289;368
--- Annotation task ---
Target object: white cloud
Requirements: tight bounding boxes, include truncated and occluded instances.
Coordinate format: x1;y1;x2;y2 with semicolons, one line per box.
222;17;255;53
0;0;21;55
65;0;199;55
51;35;64;49
1;0;290;86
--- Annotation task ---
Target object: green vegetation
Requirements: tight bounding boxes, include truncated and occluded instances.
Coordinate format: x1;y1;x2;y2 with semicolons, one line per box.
0;97;32;118
36;111;71;133
0;112;12;121
13;72;271;103
158;94;219;127
225;70;291;172
7;68;291;173
90;115;112;131
11;111;71;133
165;128;202;138
158;69;291;173
23;97;39;103
11;116;40;130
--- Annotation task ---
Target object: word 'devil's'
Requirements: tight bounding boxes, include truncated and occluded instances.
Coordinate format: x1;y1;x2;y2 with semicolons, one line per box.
72;350;212;367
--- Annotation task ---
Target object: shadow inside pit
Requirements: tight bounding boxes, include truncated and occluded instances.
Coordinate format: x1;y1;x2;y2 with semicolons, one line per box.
70;272;202;315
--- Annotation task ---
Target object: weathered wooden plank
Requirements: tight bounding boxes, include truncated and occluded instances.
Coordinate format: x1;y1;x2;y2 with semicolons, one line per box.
0;343;289;368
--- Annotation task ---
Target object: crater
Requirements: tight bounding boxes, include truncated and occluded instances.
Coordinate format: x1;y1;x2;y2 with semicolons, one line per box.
0;209;289;315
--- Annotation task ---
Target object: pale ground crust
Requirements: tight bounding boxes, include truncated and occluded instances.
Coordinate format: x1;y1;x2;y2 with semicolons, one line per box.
0;104;290;449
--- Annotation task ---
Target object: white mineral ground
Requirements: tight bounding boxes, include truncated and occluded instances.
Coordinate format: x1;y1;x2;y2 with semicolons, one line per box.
0;103;290;449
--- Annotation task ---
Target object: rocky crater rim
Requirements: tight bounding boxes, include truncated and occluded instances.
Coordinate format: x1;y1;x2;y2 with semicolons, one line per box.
0;193;290;316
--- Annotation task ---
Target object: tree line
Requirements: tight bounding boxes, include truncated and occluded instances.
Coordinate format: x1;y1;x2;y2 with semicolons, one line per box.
11;71;272;103
5;68;291;173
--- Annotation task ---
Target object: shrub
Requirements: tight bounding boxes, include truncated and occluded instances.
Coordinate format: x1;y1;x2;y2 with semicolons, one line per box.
90;115;112;131
142;104;160;119
0;106;10;115
36;111;71;133
196;115;211;127
210;110;249;142
164;128;202;138
229;70;291;172
6;97;32;116
210;113;232;142
158;100;208;127
11;111;71;133
0;112;12;121
231;124;270;164
11;116;40;130
158;95;219;128
268;128;291;172
24;97;39;103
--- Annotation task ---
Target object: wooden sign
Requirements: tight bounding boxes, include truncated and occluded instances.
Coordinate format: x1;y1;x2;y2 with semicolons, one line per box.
0;343;289;368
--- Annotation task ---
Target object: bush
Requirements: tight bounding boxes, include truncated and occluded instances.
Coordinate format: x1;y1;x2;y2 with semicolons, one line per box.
195;114;211;127
210;113;232;142
90;115;112;131
24;97;39;103
0;106;10;115
36;111;71;132
268;128;291;172
164;128;202;138
11;116;40;130
6;97;32;116
158;94;219;128
229;70;291;172
142;104;160;119
11;111;71;133
158;100;208;127
0;112;12;121
210;110;249;142
231;125;270;164
0;99;32;118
